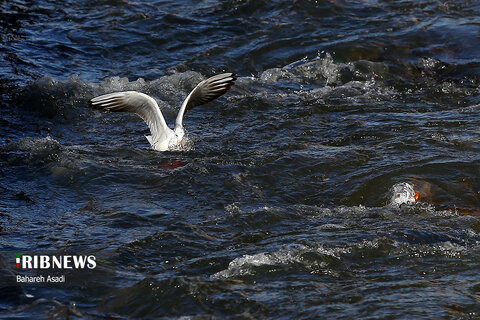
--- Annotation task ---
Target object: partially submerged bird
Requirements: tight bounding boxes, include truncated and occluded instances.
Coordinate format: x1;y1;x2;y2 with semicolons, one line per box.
89;73;236;151
390;182;420;206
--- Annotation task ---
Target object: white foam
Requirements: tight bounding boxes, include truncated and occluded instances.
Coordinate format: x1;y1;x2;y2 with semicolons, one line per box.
212;244;342;279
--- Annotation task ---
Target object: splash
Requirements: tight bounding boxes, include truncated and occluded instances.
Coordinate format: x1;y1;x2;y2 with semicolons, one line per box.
212;243;342;279
259;52;346;85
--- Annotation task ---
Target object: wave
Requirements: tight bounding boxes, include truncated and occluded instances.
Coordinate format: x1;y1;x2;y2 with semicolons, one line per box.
7;53;479;125
13;71;209;118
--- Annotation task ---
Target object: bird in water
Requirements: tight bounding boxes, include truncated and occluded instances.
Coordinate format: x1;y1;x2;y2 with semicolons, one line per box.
390;182;420;206
88;73;236;151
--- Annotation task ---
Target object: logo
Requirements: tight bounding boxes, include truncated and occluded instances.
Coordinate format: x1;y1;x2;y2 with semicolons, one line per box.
15;253;96;269
15;253;97;284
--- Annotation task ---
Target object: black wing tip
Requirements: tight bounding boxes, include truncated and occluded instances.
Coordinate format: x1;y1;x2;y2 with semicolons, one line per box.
88;99;102;110
88;100;113;112
211;72;237;81
211;72;236;86
221;72;236;89
88;94;123;111
225;72;236;81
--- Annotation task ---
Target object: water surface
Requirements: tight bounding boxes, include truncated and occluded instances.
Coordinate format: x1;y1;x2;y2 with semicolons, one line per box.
1;0;480;318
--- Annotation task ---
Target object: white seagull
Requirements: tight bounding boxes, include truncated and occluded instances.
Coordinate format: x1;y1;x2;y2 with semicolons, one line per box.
89;73;236;151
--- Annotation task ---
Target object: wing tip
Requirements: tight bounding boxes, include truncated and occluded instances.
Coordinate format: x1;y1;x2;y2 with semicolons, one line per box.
88;92;126;111
88;99;99;110
209;72;237;88
223;72;237;82
88;99;107;111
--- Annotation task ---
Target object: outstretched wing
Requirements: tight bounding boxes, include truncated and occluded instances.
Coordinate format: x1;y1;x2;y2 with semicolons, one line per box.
184;73;236;111
89;91;171;140
175;73;236;129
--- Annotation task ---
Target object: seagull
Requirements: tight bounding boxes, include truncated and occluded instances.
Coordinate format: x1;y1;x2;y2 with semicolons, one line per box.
88;73;236;151
390;182;420;206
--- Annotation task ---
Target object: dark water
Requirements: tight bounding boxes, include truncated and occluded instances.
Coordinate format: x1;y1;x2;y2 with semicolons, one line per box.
1;0;480;318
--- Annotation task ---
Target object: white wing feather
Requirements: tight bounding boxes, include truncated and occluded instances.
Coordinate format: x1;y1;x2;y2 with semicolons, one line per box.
89;91;172;143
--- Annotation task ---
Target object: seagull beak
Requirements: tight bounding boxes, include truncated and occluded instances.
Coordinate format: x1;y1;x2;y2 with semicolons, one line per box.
179;140;184;146
414;191;420;202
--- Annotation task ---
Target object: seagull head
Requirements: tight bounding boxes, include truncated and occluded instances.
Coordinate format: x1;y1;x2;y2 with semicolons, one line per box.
174;126;185;145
